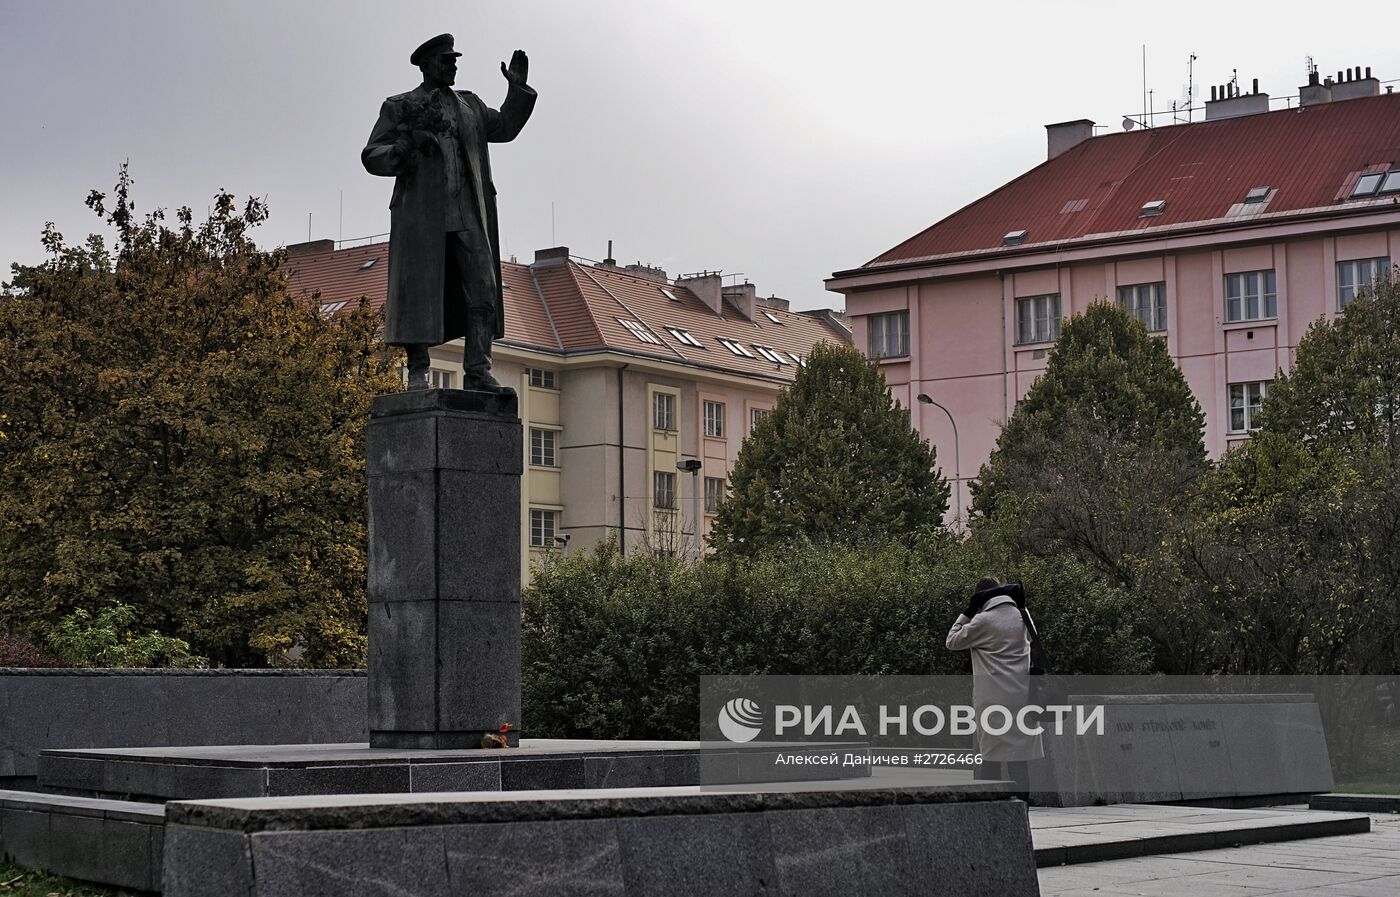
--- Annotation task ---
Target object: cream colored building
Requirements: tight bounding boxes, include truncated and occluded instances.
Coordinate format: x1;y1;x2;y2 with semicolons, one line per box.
285;241;851;581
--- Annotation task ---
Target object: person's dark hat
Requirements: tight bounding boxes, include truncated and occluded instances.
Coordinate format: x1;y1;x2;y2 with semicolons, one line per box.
410;34;462;66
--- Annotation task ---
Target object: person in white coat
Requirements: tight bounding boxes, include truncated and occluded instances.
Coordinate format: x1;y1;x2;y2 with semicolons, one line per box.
946;576;1044;799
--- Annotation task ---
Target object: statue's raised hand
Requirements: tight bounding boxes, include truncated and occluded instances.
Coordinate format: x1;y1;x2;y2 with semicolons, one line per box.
501;50;529;88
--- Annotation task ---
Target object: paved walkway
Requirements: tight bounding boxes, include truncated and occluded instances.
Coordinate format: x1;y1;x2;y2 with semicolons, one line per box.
1037;810;1400;896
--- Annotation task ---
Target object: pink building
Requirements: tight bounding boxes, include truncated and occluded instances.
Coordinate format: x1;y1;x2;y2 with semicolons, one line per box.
828;67;1400;519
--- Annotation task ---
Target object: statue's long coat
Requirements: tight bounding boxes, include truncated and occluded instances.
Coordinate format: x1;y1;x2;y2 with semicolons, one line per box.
362;81;536;346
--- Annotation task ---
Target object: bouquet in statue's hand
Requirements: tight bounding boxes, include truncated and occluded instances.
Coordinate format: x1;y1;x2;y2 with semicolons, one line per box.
391;93;457;167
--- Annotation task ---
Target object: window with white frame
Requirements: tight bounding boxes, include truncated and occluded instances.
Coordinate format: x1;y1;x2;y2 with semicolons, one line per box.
717;337;756;357
1228;381;1269;433
704;476;726;513
1224;270;1277;322
529;509;557;547
1016;294;1061;344
618;318;661;344
428;369;455;389
1337;257;1391;308
665;326;705;348
528;368;557;389
753;345;787;364
1118;282;1167;332
653;392;676;431
703;400;725;438
529;428;557;467
653;471;676;509
868;311;909;358
750;407;771;431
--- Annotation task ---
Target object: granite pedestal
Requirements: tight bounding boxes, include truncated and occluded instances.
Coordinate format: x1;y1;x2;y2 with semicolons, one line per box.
38;740;874;803
367;389;522;749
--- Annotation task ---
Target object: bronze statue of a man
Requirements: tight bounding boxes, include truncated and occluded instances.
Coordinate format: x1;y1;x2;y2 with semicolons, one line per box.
362;34;537;393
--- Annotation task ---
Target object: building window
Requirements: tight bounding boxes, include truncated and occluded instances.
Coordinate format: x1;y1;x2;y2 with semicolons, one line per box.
618;318;662;344
1117;282;1167;332
704;476;726;513
1225;270;1277;322
1337;257;1391;308
868;311;909;358
529;428;557;467
750;407;771;431
718;337;756;357
1228;381;1268;433
528;368;557;389
703;401;726;438
653;392;676;431
1016;294;1061;344
529;509;557;547
753;345;787;364
665;326;705;348
653;471;676;509
428;369;456;389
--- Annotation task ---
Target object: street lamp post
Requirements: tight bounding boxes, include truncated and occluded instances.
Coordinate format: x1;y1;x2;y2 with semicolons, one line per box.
677;459;703;560
917;393;962;522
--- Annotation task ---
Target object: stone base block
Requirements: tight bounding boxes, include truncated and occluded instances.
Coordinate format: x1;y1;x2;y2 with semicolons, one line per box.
163;782;1033;897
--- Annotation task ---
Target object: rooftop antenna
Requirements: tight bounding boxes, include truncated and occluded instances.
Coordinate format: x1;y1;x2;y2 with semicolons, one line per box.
550;202;555;246
1142;45;1148;129
338;190;343;245
1186;53;1197;122
307;212;312;243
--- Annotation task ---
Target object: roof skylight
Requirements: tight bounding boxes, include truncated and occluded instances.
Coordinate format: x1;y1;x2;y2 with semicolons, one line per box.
319;300;348;316
1003;229;1028;246
753;345;787;364
665;326;704;348
788;353;804;366
358;257;378;270
763;310;783;324
1383;172;1400;194
660;287;682;302
1139;200;1167;217
1352;173;1385;197
1244;187;1271;204
718;337;755;358
617;318;661;344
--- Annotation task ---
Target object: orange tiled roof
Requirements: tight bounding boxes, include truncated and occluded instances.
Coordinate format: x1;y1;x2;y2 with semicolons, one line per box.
282;241;850;384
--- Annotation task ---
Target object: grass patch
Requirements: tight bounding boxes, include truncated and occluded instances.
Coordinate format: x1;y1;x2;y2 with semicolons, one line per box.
0;861;136;897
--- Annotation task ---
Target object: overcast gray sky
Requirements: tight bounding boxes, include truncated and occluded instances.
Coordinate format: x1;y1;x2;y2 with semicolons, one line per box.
2;0;1394;310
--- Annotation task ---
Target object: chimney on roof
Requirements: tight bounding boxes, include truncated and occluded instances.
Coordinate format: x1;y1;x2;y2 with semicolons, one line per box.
722;282;756;321
757;294;790;312
1299;63;1379;106
286;239;335;257
1045;119;1094;160
676;272;723;315
1204;75;1269;120
531;246;570;270
624;262;669;283
604;240;615;266
1331;64;1380;101
797;308;853;342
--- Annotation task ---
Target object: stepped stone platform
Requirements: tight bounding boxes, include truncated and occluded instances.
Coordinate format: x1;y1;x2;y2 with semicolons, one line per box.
38;739;871;803
1030;803;1371;867
162;776;1028;897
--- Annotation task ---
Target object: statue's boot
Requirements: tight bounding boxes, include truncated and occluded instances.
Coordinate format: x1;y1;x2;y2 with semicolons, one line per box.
405;344;431;391
462;312;515;395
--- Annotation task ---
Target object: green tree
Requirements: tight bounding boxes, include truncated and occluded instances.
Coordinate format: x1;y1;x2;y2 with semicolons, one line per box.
0;167;398;667
970;302;1206;588
1166;277;1400;674
707;341;948;555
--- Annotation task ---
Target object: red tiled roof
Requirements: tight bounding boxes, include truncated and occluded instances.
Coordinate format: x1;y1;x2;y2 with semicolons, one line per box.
863;93;1400;270
281;243;850;384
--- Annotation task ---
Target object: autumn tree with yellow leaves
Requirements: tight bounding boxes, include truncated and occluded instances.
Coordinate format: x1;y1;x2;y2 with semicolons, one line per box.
0;168;397;666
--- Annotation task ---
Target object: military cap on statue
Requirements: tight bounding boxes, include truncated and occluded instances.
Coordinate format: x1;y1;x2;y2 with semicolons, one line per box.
410;33;462;66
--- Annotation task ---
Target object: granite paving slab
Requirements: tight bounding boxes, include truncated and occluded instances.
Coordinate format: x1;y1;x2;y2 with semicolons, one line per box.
1031;805;1370;867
